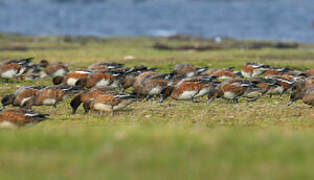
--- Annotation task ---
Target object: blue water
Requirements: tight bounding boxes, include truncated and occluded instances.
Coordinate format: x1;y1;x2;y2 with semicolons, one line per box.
0;0;314;42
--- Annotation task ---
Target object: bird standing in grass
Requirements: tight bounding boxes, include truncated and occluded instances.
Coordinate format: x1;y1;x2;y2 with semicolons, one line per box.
288;81;314;108
207;79;263;103
1;85;46;109
53;70;91;86
85;93;136;116
160;76;217;103
75;71;123;89
0;108;48;128
0;57;33;82
241;62;269;78
132;72;172;100
70;87;116;114
39;59;69;78
25;85;81;109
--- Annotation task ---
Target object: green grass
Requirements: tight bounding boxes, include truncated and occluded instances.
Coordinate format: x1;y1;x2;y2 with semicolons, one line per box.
0;34;314;180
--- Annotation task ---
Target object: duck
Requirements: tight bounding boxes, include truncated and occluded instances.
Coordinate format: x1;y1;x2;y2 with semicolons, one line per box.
248;77;295;99
248;78;277;96
132;71;163;95
0;57;33;66
160;76;216;102
25;85;81;108
1;85;46;109
18;64;42;81
88;62;124;71
132;72;173;100
119;66;157;92
201;68;242;80
53;70;92;86
85;93;136;116
266;76;295;97
288;81;314;108
170;64;207;78
241;62;269;78
70;87;116;114
207;79;261;103
281;69;307;81
39;59;69;78
264;67;290;78
75;71;123;89
0;108;48;128
0;57;33;82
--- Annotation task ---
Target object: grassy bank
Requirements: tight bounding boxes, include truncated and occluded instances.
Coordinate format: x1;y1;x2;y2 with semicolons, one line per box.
0;34;314;179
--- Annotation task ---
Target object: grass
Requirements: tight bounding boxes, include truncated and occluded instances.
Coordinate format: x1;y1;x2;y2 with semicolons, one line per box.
0;34;314;179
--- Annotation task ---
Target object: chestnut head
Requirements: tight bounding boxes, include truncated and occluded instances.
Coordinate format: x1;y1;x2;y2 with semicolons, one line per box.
39;59;49;68
75;78;88;88
53;76;64;85
159;86;175;103
1;94;15;107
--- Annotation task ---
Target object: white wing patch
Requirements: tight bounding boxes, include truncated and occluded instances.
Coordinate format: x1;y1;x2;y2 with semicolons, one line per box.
43;98;56;105
149;87;162;95
53;69;67;77
67;78;78;86
95;79;110;87
1;70;18;78
177;91;197;100
224;91;236;99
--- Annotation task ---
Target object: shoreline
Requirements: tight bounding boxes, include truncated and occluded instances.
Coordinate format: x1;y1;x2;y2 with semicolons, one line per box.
1;33;313;52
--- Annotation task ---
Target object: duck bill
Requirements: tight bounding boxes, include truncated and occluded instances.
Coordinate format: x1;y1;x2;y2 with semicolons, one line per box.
207;97;215;104
0;105;5;111
288;100;294;106
159;96;165;103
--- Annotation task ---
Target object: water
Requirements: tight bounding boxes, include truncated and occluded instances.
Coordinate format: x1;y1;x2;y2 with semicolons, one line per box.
0;0;314;42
